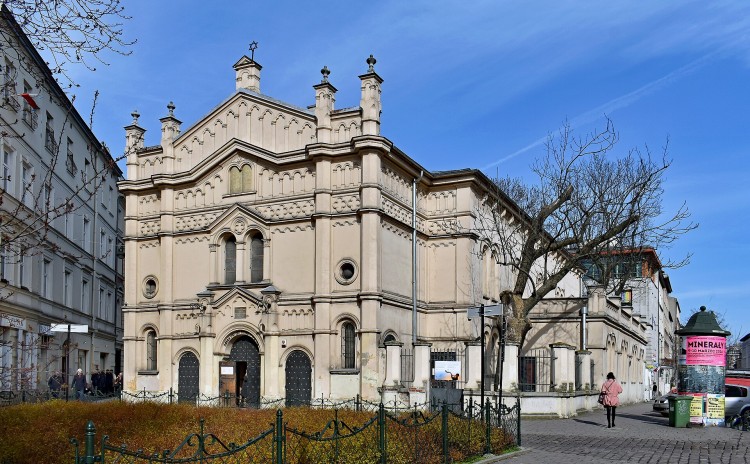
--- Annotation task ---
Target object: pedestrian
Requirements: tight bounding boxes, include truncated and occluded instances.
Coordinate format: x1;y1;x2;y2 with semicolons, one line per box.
72;368;87;400
652;382;658;399
601;372;623;428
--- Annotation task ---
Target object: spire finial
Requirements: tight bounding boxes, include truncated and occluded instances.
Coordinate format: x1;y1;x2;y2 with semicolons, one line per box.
366;54;376;72
321;65;330;83
131;110;140;125
167;101;175;117
249;41;259;62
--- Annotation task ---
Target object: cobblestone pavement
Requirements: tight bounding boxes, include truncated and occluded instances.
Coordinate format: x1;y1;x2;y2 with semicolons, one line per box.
501;403;749;463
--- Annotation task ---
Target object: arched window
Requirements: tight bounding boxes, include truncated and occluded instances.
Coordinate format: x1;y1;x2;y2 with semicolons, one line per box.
341;321;356;369
229;165;253;194
225;236;236;284
249;233;264;282
146;330;157;371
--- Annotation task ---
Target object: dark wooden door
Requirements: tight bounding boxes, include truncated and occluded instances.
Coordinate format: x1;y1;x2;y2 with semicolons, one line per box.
229;336;260;407
178;352;200;403
285;350;312;407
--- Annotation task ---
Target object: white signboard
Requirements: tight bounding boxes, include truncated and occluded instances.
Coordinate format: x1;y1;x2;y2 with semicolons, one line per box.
434;360;461;381
50;323;89;333
467;304;503;320
221;366;234;375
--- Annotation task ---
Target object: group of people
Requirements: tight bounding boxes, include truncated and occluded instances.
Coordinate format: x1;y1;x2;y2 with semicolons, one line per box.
47;368;123;400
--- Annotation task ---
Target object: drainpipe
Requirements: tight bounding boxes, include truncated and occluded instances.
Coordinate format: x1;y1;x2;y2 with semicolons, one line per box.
412;170;424;345
580;279;587;350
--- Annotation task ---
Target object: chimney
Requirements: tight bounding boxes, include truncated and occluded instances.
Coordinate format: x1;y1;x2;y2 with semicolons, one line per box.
234;56;262;93
313;66;336;143
124;110;145;181
359;55;383;136
160;101;181;172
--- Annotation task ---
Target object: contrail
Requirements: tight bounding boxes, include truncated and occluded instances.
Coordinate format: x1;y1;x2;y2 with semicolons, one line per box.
482;53;716;171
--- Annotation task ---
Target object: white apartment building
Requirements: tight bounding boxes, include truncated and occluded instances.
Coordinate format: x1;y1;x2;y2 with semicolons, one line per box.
0;4;124;391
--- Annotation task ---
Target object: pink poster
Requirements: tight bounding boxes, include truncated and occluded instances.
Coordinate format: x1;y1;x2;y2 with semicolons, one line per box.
685;336;726;366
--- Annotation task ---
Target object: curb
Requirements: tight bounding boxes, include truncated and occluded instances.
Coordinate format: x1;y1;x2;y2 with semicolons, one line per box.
465;448;530;463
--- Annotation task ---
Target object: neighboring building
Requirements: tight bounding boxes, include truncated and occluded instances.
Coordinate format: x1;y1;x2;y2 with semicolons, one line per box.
0;5;124;391
120;53;644;413
739;333;750;369
727;344;741;369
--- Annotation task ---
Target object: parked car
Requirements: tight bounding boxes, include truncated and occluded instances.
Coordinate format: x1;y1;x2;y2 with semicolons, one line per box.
653;385;750;419
725;384;750;419
652;393;675;416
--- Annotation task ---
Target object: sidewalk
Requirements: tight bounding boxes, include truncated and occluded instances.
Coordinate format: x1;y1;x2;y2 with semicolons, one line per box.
499;402;749;463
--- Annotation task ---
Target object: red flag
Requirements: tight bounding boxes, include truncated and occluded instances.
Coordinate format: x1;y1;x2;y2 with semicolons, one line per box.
20;93;39;109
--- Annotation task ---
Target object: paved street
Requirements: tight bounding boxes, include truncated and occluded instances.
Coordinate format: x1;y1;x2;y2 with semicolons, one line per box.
502;403;749;463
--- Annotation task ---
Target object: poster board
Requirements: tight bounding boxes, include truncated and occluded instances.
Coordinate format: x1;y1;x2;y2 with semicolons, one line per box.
434;361;461;381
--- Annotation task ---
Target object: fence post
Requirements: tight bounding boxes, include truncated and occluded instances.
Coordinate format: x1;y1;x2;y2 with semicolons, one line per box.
442;404;449;464
516;395;521;446
275;409;284;464
84;420;96;464
169;387;174;404
484;399;492;455
378;403;386;464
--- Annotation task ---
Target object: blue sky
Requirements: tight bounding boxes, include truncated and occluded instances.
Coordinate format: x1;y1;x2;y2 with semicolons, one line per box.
67;1;748;337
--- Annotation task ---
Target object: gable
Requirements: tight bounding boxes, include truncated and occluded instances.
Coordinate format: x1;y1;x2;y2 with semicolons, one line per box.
173;92;317;172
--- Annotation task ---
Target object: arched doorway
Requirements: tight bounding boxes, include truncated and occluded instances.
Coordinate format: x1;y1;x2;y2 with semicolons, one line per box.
285;350;312;407
227;336;261;407
178;352;200;403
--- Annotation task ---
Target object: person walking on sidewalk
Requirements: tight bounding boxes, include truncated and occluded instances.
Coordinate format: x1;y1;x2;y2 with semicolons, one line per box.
601;372;623;428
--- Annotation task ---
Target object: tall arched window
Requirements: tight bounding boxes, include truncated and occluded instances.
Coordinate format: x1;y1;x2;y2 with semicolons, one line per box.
229;165;253;194
146;330;157;371
225;236;236;284
250;233;264;282
341;321;356;369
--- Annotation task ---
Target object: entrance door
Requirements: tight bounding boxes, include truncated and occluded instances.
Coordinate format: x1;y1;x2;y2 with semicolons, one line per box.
285;350;312;407
229;336;260;407
178;352;200;403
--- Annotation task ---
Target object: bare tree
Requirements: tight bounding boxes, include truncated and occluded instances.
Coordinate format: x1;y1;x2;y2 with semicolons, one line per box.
476;118;697;346
1;0;134;89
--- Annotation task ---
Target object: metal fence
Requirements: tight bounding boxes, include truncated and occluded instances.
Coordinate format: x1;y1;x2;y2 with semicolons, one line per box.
70;398;521;463
401;348;414;387
0;388;119;406
518;348;554;392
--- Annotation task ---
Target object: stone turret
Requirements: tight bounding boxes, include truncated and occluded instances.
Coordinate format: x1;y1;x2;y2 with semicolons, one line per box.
313;66;337;143
160;101;181;173
234;56;262;93
124;110;145;181
359;55;383;136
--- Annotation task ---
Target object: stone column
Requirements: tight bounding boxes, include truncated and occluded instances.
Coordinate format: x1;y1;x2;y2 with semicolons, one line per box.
382;341;403;405
550;343;576;392
464;340;481;391
235;241;246;283
410;342;432;406
503;342;519;392
577;350;592;390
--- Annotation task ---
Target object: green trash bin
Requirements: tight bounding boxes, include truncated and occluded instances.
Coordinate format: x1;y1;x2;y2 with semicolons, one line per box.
668;395;694;428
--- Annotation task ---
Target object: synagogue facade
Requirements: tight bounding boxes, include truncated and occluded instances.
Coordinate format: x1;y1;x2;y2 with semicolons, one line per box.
120;54;636;409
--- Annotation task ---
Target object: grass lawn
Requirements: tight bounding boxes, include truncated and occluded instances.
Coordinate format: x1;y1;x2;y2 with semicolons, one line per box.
0;401;513;463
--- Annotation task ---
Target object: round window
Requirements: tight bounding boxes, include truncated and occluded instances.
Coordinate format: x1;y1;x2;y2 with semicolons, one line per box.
335;259;358;285
142;276;159;299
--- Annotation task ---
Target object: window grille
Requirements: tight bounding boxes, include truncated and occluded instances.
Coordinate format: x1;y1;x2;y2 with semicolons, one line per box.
341;322;355;369
146;330;157;370
225;237;236;284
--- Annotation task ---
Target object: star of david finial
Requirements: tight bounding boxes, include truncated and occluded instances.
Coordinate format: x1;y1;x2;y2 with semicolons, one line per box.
249;41;259;62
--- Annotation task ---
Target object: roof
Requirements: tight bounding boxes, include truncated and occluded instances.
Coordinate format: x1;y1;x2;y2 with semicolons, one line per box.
675;306;731;336
741;332;750;342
